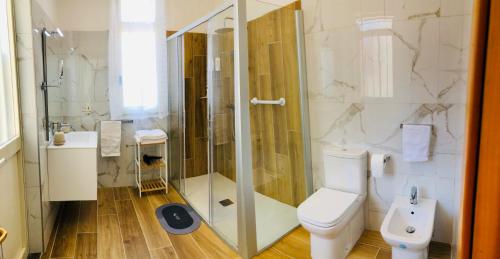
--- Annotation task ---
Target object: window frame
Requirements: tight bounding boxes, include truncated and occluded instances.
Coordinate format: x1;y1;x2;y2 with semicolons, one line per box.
0;0;21;157
118;0;159;115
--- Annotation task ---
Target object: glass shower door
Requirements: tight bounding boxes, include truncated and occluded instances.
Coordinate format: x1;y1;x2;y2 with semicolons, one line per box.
179;22;212;223
167;37;184;191
207;6;239;248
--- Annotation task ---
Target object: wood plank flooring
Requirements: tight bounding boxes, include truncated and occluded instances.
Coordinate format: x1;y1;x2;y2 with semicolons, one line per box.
42;186;451;259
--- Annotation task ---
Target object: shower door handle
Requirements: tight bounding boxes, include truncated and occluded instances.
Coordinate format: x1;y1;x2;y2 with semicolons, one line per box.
250;97;286;106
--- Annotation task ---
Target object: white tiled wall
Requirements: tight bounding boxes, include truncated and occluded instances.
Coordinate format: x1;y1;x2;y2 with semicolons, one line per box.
301;0;472;247
15;0;45;252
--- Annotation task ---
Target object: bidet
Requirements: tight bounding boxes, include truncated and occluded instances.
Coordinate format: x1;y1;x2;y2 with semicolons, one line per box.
380;196;436;259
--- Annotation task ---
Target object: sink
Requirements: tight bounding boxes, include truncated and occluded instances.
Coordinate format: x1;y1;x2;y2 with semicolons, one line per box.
48;131;98;201
380;195;436;259
47;131;97;149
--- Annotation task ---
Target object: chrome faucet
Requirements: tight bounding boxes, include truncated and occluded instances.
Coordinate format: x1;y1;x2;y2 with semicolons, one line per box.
410;186;418;205
49;121;72;136
49;121;61;136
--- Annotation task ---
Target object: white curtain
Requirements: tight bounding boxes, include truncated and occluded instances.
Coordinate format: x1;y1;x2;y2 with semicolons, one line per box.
108;0;168;120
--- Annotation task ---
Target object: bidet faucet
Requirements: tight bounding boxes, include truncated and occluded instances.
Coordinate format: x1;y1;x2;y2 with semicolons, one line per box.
410;186;418;205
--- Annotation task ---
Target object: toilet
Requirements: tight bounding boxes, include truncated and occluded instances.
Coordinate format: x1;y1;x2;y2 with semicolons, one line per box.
297;147;367;259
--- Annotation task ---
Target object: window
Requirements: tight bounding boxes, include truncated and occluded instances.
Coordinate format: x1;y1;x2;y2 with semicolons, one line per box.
121;31;158;109
109;0;167;119
0;0;19;147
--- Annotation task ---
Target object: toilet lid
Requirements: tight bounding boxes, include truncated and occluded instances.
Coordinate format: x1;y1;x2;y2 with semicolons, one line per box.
298;188;360;228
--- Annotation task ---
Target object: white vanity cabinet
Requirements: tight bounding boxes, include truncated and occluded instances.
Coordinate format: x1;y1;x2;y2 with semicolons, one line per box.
47;131;98;201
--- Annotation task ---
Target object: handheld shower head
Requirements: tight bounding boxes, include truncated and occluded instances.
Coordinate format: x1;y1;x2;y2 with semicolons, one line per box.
43;28;64;38
55;28;64;37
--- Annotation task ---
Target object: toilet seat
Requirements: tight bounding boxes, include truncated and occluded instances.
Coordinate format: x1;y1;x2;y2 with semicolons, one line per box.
298;188;360;228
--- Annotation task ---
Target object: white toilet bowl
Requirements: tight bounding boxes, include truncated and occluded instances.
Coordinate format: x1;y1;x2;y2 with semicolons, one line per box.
298;188;365;259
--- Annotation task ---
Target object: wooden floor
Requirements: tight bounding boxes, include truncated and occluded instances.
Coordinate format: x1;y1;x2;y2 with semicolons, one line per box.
255;225;450;259
42;186;450;259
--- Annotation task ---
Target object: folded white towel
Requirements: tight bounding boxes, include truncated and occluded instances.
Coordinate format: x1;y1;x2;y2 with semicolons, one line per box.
101;121;121;157
134;129;167;144
402;124;432;162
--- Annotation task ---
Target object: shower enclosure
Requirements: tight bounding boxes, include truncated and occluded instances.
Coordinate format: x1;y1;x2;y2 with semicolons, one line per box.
167;1;312;257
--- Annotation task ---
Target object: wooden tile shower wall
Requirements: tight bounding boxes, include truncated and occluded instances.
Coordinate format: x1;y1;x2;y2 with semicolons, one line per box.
184;33;209;178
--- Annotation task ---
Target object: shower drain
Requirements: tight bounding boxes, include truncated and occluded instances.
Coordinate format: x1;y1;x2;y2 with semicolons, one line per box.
406;226;416;234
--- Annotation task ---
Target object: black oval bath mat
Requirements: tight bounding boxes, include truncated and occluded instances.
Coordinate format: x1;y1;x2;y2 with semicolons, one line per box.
156;203;201;234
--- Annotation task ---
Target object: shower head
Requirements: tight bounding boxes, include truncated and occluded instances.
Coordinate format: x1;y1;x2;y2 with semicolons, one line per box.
215;17;234;34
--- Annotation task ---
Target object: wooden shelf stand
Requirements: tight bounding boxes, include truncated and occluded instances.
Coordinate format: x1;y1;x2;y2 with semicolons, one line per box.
134;137;168;197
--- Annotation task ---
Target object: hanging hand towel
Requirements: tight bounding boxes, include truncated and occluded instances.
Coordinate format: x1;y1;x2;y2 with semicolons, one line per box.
402;124;432;162
101;120;121;157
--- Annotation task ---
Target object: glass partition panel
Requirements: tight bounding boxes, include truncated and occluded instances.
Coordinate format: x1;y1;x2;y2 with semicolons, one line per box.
207;6;239;248
180;21;211;223
246;0;306;250
167;37;184;191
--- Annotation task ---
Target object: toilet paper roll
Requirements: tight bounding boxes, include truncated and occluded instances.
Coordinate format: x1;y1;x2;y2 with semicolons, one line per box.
371;154;389;178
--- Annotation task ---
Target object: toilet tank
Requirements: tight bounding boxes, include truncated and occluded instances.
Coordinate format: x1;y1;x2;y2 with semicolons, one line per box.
323;147;367;196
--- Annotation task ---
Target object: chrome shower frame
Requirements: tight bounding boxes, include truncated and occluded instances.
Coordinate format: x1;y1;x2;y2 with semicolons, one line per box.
39;27;64;141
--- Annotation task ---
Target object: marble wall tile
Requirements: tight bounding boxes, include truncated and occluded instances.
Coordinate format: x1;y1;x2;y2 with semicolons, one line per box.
438;16;469;104
26;186;43;252
16;1;48;252
306;27;362;103
13;0;32;33
319;0;361;31
303;0;471;245
360;0;384;17
302;0;361;34
16;0;62;253
384;0;440;21
24;162;40;188
441;0;473;17
390;18;439;104
22;114;39;162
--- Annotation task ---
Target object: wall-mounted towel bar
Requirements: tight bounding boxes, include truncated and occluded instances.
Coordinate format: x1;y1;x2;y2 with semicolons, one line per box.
100;120;133;124
399;123;433;129
250;97;286;106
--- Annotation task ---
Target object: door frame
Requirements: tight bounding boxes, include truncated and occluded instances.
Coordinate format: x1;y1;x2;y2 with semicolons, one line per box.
458;0;500;258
